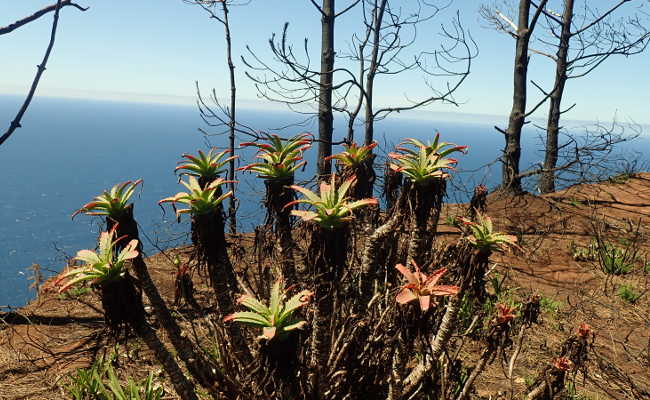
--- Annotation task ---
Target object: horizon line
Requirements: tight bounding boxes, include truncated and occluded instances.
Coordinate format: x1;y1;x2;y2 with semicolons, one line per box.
1;91;648;130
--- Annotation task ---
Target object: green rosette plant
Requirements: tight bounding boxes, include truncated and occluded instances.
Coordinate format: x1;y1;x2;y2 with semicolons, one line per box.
326;141;378;200
224;280;313;340
324;141;377;168
72;179;142;219
460;212;518;253
388;134;467;184
55;227;139;292
159;175;238;312
238;133;312;180
175;148;238;184
158;176;234;221
285;174;378;230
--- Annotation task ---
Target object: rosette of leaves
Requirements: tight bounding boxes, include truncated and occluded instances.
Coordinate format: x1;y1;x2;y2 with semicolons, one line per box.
495;303;517;325
324;141;377;168
56;228;138;291
224;280;313;340
395;262;460;312
285;174;378;230
388;134;467;184
72;179;142;220
175;148;237;187
461;213;517;253
158;176;234;221
326;141;378;199
238;133;312;180
54;227;143;329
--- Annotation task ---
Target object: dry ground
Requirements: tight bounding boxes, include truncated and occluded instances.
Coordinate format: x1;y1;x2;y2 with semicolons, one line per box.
1;174;649;399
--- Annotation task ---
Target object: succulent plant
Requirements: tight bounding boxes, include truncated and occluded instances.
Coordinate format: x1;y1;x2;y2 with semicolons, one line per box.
388;133;466;184
158;176;234;221
460;213;518;253
324;141;377;167
285;175;378;229
175;148;237;183
395;262;460;312
55;227;139;292
239;133;312;180
72;180;142;219
576;323;593;339
495;303;517;324
223;280;313;340
552;357;573;371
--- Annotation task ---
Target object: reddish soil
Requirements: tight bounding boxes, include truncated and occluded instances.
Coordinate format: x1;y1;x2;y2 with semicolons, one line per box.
1;174;649;399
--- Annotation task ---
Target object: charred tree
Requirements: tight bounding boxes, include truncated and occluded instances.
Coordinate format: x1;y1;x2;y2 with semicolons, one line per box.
483;0;548;193
536;0;650;193
317;0;336;178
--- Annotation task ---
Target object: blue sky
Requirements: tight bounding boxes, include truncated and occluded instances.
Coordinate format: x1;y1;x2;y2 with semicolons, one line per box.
1;0;649;125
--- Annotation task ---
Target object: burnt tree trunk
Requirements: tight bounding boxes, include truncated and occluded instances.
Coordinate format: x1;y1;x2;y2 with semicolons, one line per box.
539;0;573;194
339;156;376;200
317;0;335;178
383;163;403;212
221;0;238;232
465;184;488;221
363;0;387;147
99;274;144;333
501;0;547;193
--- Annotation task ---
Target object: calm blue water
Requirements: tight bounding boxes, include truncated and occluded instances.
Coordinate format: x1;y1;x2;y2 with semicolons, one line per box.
0;95;645;307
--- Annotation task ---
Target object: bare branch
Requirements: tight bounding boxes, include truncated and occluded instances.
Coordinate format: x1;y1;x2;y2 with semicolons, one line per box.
0;0;87;36
496;10;518;32
1;0;85;147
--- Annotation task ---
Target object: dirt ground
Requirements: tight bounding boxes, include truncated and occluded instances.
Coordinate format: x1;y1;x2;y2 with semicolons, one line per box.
1;174;649;399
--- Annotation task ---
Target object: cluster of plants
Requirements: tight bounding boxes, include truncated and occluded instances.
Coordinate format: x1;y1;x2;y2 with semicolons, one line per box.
52;134;595;400
66;355;164;400
570;237;641;276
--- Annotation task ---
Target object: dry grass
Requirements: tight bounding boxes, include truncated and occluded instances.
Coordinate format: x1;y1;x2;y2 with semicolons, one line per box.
2;175;650;399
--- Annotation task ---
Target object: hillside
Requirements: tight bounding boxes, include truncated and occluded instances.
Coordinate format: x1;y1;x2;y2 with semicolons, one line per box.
1;174;649;399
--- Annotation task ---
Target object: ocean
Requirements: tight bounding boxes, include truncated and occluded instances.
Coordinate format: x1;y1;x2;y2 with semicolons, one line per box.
0;95;645;307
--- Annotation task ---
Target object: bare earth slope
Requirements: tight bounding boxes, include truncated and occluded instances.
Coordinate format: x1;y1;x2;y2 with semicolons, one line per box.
2;174;649;399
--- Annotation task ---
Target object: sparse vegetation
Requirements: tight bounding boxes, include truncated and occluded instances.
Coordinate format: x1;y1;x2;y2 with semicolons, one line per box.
66;357;164;400
571;237;638;275
2;2;649;399
540;296;563;315
2;128;648;400
598;243;635;275
617;285;641;303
